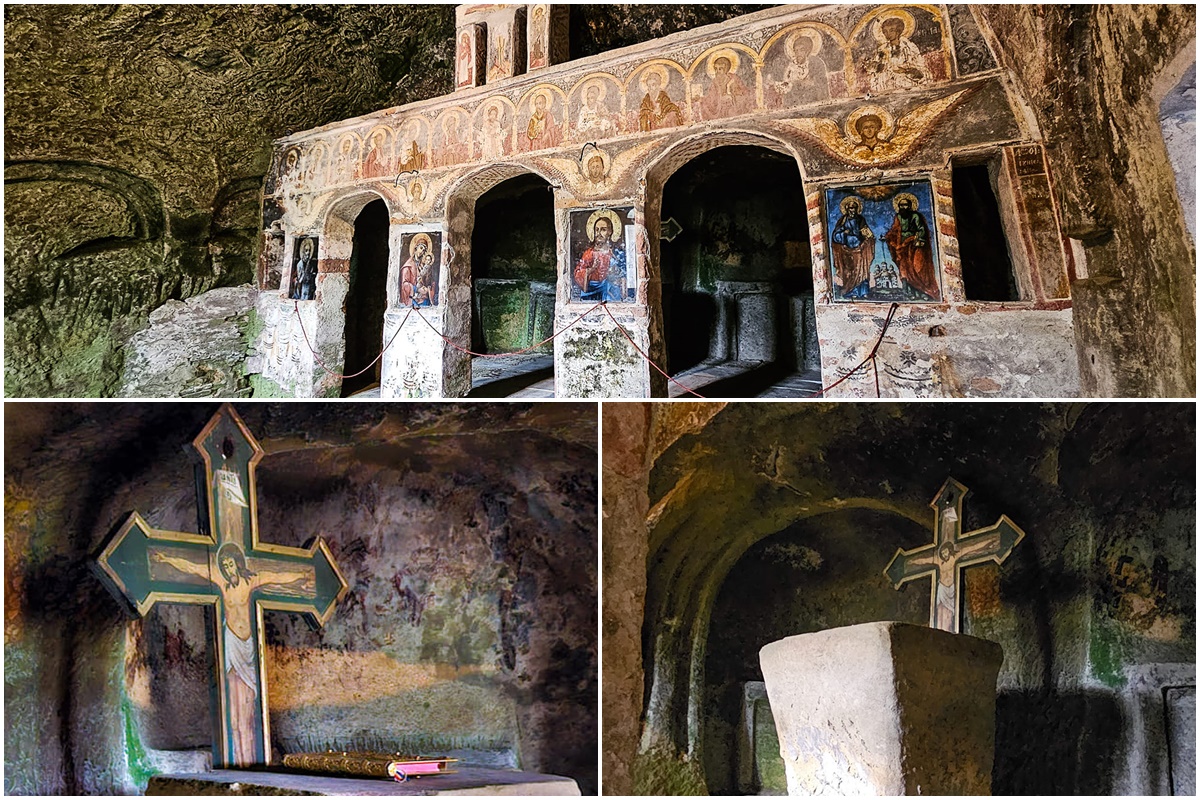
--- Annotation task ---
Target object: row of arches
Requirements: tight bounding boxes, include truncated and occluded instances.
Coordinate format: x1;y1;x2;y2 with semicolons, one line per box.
295;136;824;398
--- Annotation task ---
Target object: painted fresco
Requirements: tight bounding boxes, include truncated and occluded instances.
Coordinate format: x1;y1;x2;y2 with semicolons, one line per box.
851;6;951;95
398;230;442;308
569;74;624;142
456;24;484;90
473;98;515;159
762;24;852;108
627;61;688;132
690;46;758;122
434;108;471;167
288;236;318;301
568;206;636;303
332;135;361;186
781;89;971;168
268;5;1012;199
397;117;430;173
825;180;940;302
516;85;566;152
359;126;395;180
527;4;552;70
300;142;328;188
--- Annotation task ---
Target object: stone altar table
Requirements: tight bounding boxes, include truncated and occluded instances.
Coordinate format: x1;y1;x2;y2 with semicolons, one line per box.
759;621;1002;796
146;766;581;796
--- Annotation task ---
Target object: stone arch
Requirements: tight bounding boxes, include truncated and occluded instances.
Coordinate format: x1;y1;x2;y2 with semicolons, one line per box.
643;495;928;763
441;162;560;396
291;188;393;396
640;129;813;390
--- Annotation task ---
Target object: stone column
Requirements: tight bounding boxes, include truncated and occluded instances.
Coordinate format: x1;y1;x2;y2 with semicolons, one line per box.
553;201;654;398
759;621;1003;796
600;403;651;795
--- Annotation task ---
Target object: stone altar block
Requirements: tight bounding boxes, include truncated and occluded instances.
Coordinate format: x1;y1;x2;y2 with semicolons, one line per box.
759;621;1002;796
147;766;580;796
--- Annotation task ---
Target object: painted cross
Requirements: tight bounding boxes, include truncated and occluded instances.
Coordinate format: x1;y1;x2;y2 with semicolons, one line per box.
883;478;1026;633
95;404;349;768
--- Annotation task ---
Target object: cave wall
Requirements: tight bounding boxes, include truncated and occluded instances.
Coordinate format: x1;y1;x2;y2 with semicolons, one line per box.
3;5;765;398
976;4;1196;397
4;403;598;794
605;402;1195;795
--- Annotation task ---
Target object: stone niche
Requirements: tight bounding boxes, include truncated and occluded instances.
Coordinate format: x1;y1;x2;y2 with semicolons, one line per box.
3;403;599;795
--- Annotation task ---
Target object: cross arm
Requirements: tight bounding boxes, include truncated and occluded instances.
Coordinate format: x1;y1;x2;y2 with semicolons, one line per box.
957;514;1026;569
252;537;349;627
94;512;219;617
883;543;938;589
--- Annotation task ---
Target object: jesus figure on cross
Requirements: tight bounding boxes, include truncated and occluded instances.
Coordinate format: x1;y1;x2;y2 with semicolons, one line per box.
153;543;312;765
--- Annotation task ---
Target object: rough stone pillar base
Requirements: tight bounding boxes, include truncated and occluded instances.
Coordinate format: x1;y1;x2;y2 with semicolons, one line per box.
759;621;1003;796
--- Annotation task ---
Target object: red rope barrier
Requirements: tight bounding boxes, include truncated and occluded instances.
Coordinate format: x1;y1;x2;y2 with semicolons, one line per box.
808;302;899;398
294;301;413;380
599;304;706;398
292;296;900;401
411;302;605;358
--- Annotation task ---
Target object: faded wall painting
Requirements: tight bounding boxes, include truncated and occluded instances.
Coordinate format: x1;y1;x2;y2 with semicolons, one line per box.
628;61;688;132
517;85;566;152
852;6;950;95
826;180;940;302
397;118;430;173
288;236;318;301
474;99;515;160
569;74;624;142
568;206;636;303
456;23;484;89
763;24;852;108
691;46;758;122
434;108;471;168
359;126;395;180
398;231;442;308
527;4;551;70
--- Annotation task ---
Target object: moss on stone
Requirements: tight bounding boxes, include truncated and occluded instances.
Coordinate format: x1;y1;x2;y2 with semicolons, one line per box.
122;695;156;792
632;746;709;796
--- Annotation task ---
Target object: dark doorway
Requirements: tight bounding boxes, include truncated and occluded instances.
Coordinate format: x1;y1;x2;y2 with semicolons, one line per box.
952;162;1019;302
702;511;930;794
660;145;819;397
340;198;390;397
468;173;557;397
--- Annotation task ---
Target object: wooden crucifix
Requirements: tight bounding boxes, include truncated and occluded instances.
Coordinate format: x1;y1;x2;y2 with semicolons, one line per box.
95;404;349;768
883;477;1026;634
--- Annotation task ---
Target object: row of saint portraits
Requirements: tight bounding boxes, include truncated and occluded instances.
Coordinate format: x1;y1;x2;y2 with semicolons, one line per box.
285;180;939;306
278;7;962;186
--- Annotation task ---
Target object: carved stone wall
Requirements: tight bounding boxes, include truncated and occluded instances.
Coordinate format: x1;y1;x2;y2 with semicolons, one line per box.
4;403;598;794
604;402;1196;794
256;4;1085;399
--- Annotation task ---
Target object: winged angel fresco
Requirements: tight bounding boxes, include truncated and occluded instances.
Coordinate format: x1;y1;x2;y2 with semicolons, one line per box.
778;89;971;168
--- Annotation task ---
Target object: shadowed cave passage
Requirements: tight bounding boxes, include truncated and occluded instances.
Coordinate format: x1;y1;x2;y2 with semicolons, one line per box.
660;145;818;398
341;199;391;397
469;173;558;397
627;402;1194;796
